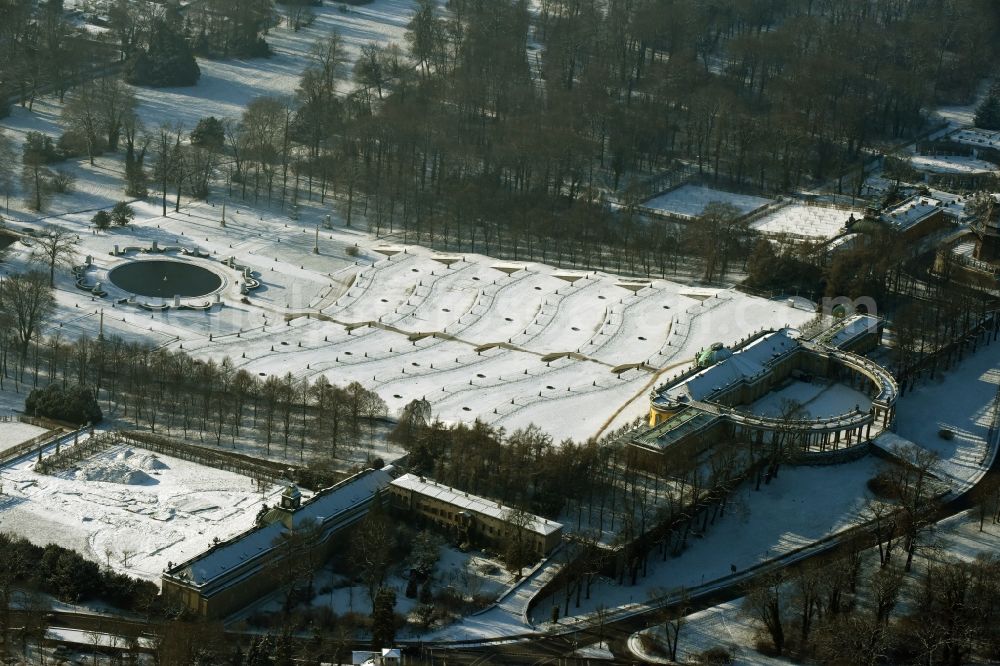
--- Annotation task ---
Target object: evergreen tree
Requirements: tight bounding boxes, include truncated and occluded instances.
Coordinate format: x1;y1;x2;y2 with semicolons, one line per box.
370;586;397;650
111;201;135;227
126;20;201;87
974;86;1000;130
191;116;226;151
92;210;112;231
25;383;103;425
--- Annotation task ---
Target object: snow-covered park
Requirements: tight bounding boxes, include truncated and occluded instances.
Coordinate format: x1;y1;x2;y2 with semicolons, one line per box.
115;0;420;131
642;184;773;219
0;442;282;582
0;186;817;444
530;455;880;625
629;506;1000;666
0;0;824;447
884;346;1000;493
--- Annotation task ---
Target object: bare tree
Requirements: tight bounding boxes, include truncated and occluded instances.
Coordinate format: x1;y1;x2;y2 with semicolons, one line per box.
790;563;823;643
862;496;901;569
650;586;688;661
96;76;138;153
0;130;15;211
350;498;394;612
862;564;904;662
31;226;79;287
743;570;786;655
886;443;940;571
819;546;861;616
151;123;183;216
20;133;56;212
296;32;346;158
0;270;54;357
272;516;325;612
62;81;103;165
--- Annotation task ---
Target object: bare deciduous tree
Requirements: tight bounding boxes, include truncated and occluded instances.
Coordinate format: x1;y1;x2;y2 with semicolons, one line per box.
31;226;79;287
743;570;786;656
0;270;54;356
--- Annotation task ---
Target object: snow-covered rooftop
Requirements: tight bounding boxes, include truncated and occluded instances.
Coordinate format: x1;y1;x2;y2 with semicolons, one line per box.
641;184;772;219
749;204;860;240
815;314;881;350
633;408;722;451
880;196;944;232
177;467;393;586
391;473;562;537
909;154;998;175
661;331;800;404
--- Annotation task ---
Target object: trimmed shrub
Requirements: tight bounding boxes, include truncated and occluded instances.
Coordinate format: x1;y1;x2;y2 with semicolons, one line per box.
25;383;103;425
697;646;735;665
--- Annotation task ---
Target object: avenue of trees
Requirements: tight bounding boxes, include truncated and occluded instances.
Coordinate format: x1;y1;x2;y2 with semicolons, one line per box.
0;294;390;462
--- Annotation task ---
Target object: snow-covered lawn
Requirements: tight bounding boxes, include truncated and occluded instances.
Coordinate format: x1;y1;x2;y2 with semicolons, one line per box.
531;456;880;623
745;379;872;420
884;347;1000;493
631;599;792;666
0;443;281;582
0;421;49;450
133;0;423;130
909;154;998;175
630;507;1000;665
642;185;773;219
436;450;883;641
749;204;860;240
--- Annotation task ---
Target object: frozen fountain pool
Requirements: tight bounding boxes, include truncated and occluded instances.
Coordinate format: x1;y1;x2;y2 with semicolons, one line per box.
108;259;223;298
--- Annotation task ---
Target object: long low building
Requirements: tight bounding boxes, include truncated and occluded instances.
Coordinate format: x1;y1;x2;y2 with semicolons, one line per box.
635;315;897;465
388;474;563;557
162;467;393;618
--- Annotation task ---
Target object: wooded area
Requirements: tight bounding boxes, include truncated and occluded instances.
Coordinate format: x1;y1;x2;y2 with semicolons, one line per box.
4;0;1000;280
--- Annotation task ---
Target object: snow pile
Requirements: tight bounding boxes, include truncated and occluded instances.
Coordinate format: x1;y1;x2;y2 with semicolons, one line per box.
75;460;155;485
124;450;169;471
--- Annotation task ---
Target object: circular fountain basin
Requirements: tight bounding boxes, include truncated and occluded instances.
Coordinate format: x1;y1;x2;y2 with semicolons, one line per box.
108;260;223;298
